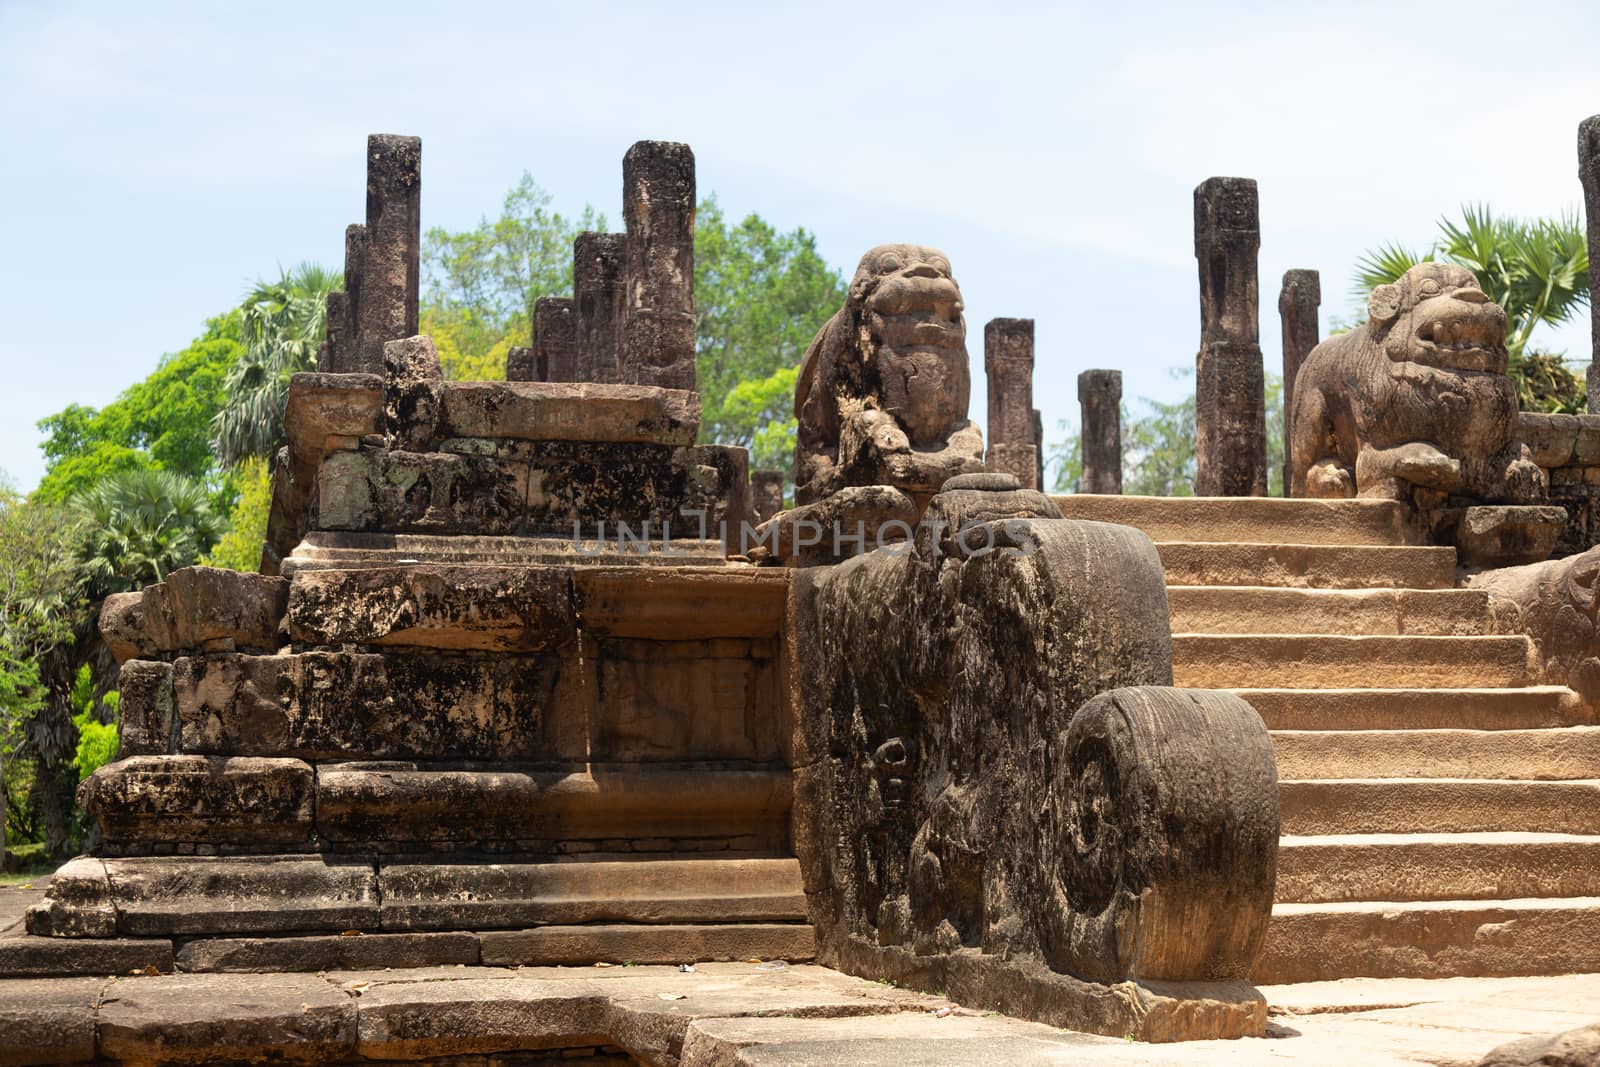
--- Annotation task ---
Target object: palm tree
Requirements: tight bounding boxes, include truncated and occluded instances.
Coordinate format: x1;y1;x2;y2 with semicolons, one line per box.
70;469;223;595
1353;206;1590;411
211;263;341;466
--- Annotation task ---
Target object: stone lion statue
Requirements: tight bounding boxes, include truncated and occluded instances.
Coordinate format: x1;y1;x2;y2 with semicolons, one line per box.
1289;262;1545;505
793;244;985;505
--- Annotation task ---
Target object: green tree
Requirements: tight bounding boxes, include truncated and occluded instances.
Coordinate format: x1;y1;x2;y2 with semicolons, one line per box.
1353;205;1590;412
35;326;243;503
201;457;273;572
0;490;86;861
71;468;223;595
694;199;846;479
422;174;605;379
212;264;341;466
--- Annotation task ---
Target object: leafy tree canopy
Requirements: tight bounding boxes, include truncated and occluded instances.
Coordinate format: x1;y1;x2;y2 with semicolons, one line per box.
35;320;243;503
212;265;340;467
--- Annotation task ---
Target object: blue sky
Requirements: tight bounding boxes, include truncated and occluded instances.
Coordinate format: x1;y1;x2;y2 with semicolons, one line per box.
3;1;1597;491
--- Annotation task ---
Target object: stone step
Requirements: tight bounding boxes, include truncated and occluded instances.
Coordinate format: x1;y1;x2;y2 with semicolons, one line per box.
79;758;795;856
1167;586;1491;636
1272;726;1600;780
1233;687;1586;731
1172;635;1533;689
1279;779;1600;835
1053;494;1424;546
1276;833;1600;904
1254;897;1600;984
1157;542;1457;589
380;857;808;931
316;762;793;852
476;922;816;967
21;855;808;944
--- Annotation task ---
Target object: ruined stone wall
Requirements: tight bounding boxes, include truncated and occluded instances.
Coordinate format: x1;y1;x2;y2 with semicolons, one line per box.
1519;412;1600;555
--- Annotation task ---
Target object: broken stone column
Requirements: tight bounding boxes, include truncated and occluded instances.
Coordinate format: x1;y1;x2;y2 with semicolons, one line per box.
983;318;1038;489
505;346;541;382
1033;408;1045;490
1078;370;1122;494
575;231;627;383
320;224;367;373
751;470;784;522
1278;269;1321;495
356;135;421;376
535;297;577;383
1194;176;1268;497
621;141;697;392
1581;117;1600;412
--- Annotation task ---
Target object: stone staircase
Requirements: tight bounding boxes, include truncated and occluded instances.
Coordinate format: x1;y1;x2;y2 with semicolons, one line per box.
1056;494;1600;984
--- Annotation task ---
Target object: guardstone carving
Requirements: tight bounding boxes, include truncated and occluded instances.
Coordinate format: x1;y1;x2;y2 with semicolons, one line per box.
793;244;985;506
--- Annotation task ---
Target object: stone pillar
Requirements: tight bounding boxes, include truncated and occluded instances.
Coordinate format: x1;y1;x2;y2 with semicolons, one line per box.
505;346;541;382
1033;408;1045;491
621;141;697;392
575;231;627;383
534;298;577;384
1078;370;1123;494
356;135;421;376
751;470;784;522
320;224;367;373
983;318;1038;489
1193;176;1267;497
1581;117;1600;412
1278;269;1321;495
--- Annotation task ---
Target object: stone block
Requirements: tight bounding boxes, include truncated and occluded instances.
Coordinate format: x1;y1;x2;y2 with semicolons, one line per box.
0;977;101;1065
591;638;783;761
286;564;576;651
116;660;173;757
175;931;476;972
1455;505;1567;568
377;856;805;932
97;972;357;1064
78;755;314;850
316;448;526;535
0;929;172;977
105;571;288;659
477;923;816;968
171;651;581;761
1576;417;1600;464
1519;411;1581;468
284;372;384;455
353;976;607;1061
24;859;114;938
99;592;150;663
104;856;379;936
315;763;791;850
439;380;700;445
572;567;789;640
383;335;444;451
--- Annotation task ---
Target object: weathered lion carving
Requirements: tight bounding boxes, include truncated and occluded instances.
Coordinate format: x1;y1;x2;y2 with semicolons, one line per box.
794;244;985;505
1289;262;1545;505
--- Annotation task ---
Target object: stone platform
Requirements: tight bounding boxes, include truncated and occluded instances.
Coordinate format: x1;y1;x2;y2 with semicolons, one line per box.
2;959;1596;1065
